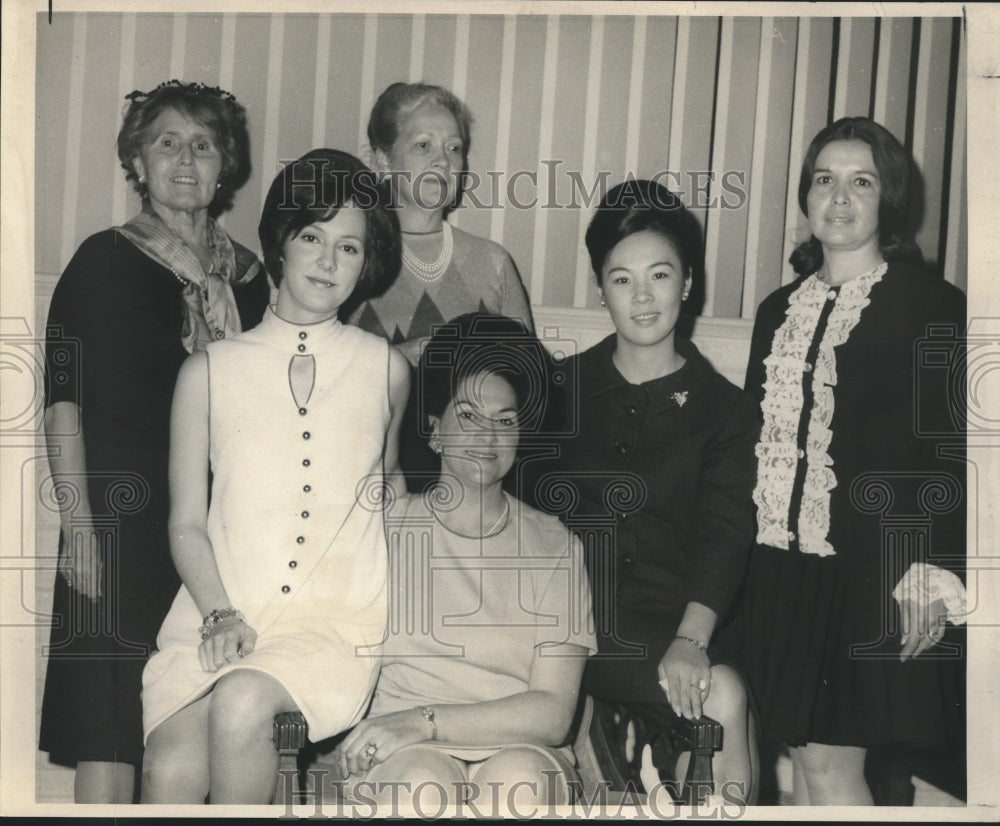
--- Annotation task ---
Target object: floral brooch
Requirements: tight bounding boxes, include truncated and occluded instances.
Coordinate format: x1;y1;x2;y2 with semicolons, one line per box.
672;391;688;408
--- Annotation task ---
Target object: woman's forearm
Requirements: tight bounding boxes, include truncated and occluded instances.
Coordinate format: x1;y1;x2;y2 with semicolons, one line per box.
167;522;232;618
44;402;93;524
168;351;234;620
675;601;719;647
418;689;579;748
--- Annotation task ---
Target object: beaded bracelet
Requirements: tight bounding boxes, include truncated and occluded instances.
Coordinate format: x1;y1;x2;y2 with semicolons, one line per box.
674;634;709;653
419;706;438;741
199;607;245;640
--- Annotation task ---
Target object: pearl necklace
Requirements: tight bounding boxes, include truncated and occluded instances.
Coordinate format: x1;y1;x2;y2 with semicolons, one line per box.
401;222;454;283
430;494;511;539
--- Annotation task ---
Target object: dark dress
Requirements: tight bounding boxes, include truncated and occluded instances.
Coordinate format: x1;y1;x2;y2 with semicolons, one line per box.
39;229;269;767
736;261;966;751
528;334;760;704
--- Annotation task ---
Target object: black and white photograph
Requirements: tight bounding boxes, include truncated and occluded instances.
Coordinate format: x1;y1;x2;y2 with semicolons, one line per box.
1;0;998;819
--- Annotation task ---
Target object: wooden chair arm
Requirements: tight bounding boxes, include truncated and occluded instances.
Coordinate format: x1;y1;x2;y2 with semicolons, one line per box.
587;698;722;805
272;711;308;804
635;704;723;804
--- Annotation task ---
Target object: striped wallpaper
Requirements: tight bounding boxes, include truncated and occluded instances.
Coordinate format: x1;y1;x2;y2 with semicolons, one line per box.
35;10;966;327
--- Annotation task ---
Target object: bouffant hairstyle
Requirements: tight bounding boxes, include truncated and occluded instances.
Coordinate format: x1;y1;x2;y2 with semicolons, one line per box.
584;178;703;289
790;116;921;276
116;80;251;216
367;82;474;168
257;148;401;298
416;313;550;439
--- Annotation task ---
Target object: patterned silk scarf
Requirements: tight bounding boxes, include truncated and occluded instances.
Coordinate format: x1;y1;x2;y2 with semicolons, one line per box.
116;208;261;352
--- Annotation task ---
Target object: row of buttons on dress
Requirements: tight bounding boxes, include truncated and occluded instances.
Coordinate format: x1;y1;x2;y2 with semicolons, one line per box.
785;348;822;548
617;403;640;521
286;330;313;595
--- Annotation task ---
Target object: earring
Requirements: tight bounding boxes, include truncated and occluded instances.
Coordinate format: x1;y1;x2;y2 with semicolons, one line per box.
682;291;690;301
599;297;606;308
429;434;442;455
216;181;222;190
138;175;146;183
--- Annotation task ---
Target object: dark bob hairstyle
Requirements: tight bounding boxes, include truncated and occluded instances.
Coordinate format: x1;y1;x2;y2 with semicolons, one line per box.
257;148;401;297
790;116;921;276
117;80;251;216
368;82;474;169
416;313;550;439
584;178;704;290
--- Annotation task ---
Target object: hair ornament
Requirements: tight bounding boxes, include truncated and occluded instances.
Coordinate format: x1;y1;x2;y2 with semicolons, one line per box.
126;79;240;107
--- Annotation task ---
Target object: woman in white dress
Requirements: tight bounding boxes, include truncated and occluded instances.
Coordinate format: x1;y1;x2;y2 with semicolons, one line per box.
140;149;409;804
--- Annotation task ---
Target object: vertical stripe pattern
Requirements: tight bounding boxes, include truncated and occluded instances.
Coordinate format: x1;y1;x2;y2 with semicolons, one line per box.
37;11;968;319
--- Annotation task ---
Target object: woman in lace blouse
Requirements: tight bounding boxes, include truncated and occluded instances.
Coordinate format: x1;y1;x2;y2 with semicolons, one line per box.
737;117;967;805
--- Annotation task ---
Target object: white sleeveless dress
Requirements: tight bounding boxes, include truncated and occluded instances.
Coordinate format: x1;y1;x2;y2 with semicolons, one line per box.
142;308;390;742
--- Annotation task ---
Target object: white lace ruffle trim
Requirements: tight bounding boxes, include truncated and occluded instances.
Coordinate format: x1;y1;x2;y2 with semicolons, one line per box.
753;263;888;555
892;562;967;625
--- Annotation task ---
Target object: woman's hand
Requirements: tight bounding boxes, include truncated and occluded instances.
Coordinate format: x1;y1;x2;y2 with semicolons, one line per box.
197;616;257;672
58;522;103;600
334;708;431;778
658;638;712;720
899;597;948;661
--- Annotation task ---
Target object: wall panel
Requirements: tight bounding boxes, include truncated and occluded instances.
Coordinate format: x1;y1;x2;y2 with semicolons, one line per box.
34;10;968;319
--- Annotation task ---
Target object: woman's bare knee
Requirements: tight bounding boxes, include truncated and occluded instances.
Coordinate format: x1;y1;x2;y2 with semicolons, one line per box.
366;747;465;805
703;665;747;723
208;669;296;739
474;747;568;806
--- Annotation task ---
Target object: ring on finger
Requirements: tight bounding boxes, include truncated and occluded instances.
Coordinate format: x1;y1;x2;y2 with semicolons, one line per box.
363;741;378;759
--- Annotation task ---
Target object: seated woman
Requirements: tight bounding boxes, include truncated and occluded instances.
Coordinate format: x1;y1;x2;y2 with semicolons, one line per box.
139;149;409;804
534;180;760;803
333;313;596;810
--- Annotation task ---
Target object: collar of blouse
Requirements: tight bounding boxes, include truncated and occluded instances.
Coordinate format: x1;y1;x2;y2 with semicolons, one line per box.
582;334;714;413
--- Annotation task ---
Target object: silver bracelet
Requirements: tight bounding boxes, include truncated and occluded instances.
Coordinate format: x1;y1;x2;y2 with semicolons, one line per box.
199;607;244;640
674;634;709;653
419;705;438;741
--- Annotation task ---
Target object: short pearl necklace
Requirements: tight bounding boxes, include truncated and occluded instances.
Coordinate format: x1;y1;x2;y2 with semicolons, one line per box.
430;493;511;539
401;222;454;283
